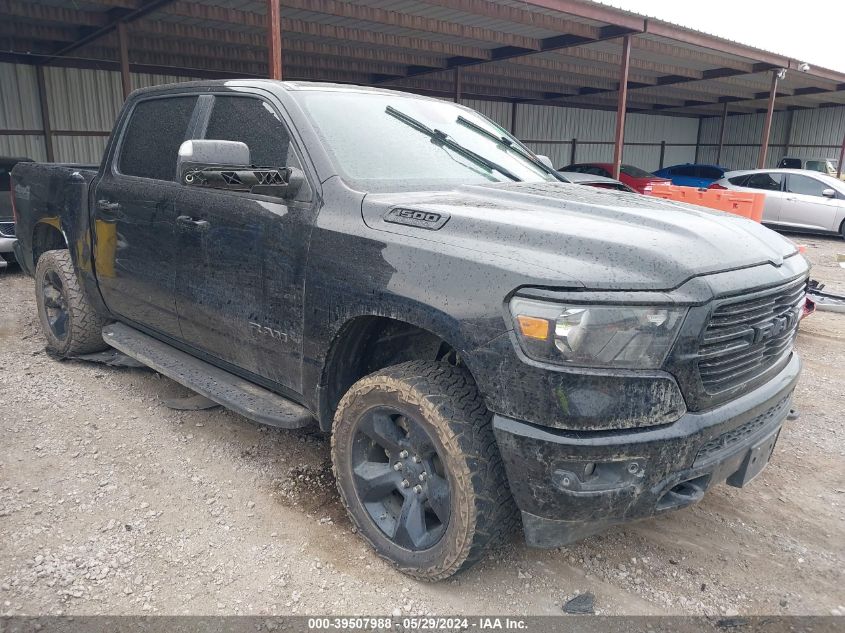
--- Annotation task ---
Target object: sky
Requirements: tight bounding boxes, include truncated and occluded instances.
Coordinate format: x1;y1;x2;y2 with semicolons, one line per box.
598;0;845;73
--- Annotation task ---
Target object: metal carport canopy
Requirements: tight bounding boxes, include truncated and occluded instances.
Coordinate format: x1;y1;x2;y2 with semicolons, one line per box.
2;0;845;174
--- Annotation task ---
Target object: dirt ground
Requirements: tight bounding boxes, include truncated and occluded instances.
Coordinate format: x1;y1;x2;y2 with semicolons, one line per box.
0;234;843;618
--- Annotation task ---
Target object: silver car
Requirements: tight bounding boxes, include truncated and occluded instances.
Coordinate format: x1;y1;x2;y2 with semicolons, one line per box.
711;168;845;239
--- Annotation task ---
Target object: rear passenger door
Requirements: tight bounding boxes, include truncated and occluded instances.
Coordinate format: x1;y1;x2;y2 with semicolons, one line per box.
780;174;840;231
92;95;198;339
173;93;316;394
737;172;786;224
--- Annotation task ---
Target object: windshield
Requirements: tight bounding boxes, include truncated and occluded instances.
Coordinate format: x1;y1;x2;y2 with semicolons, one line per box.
619;164;654;178
806;159;838;174
294;90;559;189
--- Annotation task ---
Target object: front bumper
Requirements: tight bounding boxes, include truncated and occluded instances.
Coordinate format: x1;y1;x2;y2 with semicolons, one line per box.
0;237;15;268
493;352;801;547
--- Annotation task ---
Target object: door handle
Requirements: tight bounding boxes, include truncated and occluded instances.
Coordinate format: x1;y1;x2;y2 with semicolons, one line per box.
97;199;123;218
176;215;210;230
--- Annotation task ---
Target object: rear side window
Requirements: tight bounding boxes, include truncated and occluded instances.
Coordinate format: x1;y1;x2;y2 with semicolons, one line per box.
582;165;610;177
566;165;591;175
205;96;291;167
118;96;197;181
699;166;724;180
745;173;783;191
674;165;697;177
620;164;652;178
786;174;828;197
728;175;749;186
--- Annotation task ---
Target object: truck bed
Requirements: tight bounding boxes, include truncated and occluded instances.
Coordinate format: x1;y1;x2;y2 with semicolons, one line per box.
11;161;99;276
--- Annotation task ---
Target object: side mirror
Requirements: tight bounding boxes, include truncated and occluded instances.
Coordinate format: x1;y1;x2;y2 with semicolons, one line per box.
822;188;836;198
177;139;303;199
535;154;555;170
177;140;250;179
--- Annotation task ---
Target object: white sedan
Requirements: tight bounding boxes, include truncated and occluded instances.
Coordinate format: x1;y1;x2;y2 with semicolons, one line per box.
711;168;845;239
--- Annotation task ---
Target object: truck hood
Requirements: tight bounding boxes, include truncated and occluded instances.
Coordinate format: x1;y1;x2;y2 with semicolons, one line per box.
361;181;802;291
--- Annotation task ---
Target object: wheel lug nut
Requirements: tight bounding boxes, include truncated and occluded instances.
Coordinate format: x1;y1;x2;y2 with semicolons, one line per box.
413;455;422;463
413;485;423;494
399;450;409;459
393;462;403;471
418;472;427;482
401;479;410;489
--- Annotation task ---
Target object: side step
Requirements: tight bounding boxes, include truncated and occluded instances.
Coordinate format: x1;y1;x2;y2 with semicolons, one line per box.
102;322;313;429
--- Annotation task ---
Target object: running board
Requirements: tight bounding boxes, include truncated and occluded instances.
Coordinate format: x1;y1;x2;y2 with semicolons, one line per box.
102;323;313;429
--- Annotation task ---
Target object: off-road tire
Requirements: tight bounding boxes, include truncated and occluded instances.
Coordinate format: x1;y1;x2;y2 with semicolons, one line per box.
331;360;518;581
35;249;108;357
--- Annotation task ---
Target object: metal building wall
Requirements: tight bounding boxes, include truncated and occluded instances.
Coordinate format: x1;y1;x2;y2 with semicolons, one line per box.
44;66;194;163
462;98;514;133
789;106;845;162
5;60;845;173
0;63;194;164
513;104;699;171
697;106;845;170
450;98;699;170
0;63;47;160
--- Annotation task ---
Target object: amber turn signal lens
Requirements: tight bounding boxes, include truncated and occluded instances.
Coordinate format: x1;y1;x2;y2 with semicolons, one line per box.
516;315;550;340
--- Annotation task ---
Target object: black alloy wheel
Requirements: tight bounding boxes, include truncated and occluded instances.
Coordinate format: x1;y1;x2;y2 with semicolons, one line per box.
40;269;70;341
331;361;518;580
34;249;108;357
350;407;451;551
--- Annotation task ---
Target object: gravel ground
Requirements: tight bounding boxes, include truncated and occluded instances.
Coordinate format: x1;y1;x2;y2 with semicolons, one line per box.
0;234;843;617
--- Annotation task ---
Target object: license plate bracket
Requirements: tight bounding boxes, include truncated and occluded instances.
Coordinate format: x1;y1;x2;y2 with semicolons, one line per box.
726;429;780;488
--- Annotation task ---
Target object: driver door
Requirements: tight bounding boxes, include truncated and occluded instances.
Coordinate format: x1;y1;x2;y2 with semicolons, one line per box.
780;173;840;232
174;93;316;394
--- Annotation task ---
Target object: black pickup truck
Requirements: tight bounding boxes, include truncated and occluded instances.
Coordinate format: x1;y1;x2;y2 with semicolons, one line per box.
11;80;808;580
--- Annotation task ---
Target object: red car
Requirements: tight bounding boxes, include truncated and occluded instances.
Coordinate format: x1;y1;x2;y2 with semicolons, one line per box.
559;162;669;194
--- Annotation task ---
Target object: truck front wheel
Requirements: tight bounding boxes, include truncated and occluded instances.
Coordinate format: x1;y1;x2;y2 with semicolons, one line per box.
35;249;108;357
331;360;517;581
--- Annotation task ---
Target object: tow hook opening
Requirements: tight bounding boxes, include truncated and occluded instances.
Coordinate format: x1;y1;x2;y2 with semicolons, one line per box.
656;474;710;512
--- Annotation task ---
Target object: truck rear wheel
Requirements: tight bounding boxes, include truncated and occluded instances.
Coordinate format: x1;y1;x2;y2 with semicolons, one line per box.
35;249;108;357
331;360;517;581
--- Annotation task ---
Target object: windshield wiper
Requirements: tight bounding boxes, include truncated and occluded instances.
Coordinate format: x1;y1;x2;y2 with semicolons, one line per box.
456;115;563;180
385;106;521;182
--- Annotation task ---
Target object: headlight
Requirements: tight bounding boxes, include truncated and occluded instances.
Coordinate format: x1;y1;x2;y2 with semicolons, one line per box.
509;297;687;369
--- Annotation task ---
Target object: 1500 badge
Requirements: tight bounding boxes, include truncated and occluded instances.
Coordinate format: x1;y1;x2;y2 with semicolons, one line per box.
383;207;450;230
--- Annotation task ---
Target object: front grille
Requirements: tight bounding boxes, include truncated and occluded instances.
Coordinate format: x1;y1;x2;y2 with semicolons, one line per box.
0;222;14;237
695;394;790;464
697;277;806;393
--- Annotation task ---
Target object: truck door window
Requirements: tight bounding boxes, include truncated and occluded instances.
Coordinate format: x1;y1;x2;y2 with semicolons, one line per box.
118;96;197;181
204;96;291;167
